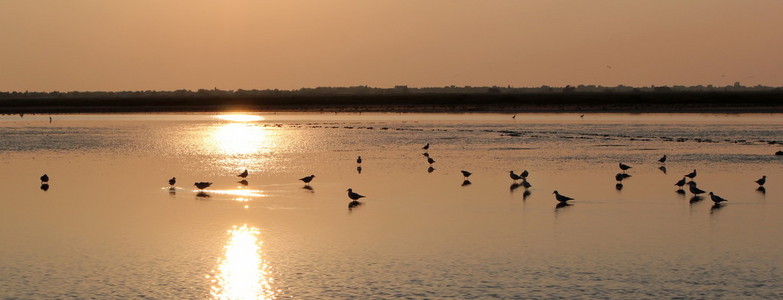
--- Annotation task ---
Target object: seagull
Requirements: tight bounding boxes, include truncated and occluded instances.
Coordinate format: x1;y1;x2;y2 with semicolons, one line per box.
674;177;687;190
520;170;529;179
168;177;176;186
237;169;249;178
300;175;315;185
422;143;430;150
619;163;632;173
509;171;521;181
521;178;532;189
553;190;574;202
615;173;625;184
460;170;472;180
708;192;728;204
755;175;766;186
357;156;362;164
659;155;667;164
685;169;697;180
40;174;49;184
427;157;435;164
347;188;365;201
194;182;213;190
688;182;705;195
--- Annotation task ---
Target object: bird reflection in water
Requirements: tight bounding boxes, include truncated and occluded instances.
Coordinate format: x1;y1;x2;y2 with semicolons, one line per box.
197;192;211;198
427;166;435;173
757;186;766;194
522;190;531;200
348;200;363;210
238;180;249;186
710;203;726;214
659;166;667;174
40;184;50;191
689;195;703;204
615;183;624;191
509;183;521;192
461;180;472;187
302;185;314;192
555;202;573;210
210;225;276;300
356;166;362;174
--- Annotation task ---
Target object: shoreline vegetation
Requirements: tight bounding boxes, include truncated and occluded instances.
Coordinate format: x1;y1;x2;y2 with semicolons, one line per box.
1;85;782;113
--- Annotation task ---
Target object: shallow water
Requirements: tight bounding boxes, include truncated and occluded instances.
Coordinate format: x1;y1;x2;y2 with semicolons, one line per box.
1;113;782;299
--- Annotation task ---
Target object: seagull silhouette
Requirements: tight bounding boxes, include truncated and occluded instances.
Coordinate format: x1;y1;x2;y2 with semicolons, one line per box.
357;156;362;164
553;190;574;202
688;182;705;195
755;175;766;186
658;155;667;164
299;175;315;185
237;169;248;178
619;163;632;173
347;188;366;200
520;170;529;179
674;177;687;190
509;171;521;182
708;192;728;204
427;157;435;164
40;174;49;184
422;143;430;150
460;170;472;180
194;182;213;190
168;177;176;186
685;169;697;180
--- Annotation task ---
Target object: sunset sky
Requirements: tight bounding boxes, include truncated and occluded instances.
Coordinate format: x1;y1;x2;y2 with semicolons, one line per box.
1;0;781;92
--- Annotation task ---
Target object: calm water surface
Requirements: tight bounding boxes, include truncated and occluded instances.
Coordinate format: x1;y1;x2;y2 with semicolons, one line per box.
1;113;782;299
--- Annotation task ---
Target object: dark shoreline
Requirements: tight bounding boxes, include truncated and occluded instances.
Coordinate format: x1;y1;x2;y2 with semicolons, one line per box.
2;92;782;114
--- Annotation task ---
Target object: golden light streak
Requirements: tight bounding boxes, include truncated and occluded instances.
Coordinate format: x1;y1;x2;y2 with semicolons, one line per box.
210;225;276;300
215;114;265;122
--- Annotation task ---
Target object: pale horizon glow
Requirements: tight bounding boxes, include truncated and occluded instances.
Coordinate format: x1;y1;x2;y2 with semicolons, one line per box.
1;0;781;92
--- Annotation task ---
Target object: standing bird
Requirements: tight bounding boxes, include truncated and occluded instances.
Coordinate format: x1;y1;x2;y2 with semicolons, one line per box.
422;152;430;158
755;175;766;186
168;177;176;186
708;192;728;204
460;170;472;180
659;155;667;164
553;190;574;202
40;174;49;184
509;171;521;182
194;182;213;190
619;163;632;173
237;169;249;178
520;170;529;179
357;156;363;164
685;169;697;180
299;175;315;185
674;177;687;190
422;143;430;150
688;182;705;195
427;157;435;165
347;188;365;201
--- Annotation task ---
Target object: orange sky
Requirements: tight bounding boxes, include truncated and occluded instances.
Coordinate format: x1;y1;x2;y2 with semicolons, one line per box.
1;0;781;92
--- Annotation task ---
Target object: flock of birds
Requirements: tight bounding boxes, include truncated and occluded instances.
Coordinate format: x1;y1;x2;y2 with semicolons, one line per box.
36;144;770;211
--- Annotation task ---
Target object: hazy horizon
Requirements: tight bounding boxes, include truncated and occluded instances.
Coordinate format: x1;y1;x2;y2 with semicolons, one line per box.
2;0;782;92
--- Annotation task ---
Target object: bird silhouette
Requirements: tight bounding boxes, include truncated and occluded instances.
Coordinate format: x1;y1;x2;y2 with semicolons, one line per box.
460;170;472;180
685;169;697;180
237;169;249;178
509;171;521;182
659;155;667;164
357;156;362;164
40;184;49;191
708;192;728;204
40;174;49;184
674;177;687;190
357;166;362;174
427;157;435;164
194;182;213;190
619;163;632;173
422;143;430;150
659;166;667;174
300;175;315;185
347;188;365;201
553;190;574;202
755;175;766;186
521;178;532;189
422;152;430;158
688;182;705;195
520;170;529;179
168;177;176;186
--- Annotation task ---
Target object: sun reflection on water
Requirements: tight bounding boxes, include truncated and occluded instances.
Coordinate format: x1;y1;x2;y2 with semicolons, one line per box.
210;225;276;300
210;123;274;156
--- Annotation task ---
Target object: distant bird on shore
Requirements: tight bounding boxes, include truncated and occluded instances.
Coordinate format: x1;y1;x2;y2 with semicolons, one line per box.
659;155;667;164
347;188;365;201
619;163;632;173
709;192;728;204
194;182;212;190
755;175;766;186
237;169;249;178
427;157;435;164
422;152;430;158
520;170;529;179
460;170;472;180
357;156;362;164
509;171;521;182
168;177;176;186
422;143;430;150
674;177;687;190
685;169;697;180
553;190;574;202
299;175;315;185
40;174;49;184
688;182;705;195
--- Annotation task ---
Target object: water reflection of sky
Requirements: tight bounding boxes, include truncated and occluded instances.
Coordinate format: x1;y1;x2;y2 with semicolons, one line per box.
210;225;276;300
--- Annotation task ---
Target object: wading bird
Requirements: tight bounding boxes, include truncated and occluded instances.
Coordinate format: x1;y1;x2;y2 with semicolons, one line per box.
755;175;766;186
347;188;365;201
460;170;472;180
40;174;49;184
674;177;687;190
300;175;315;185
237;169;249;178
688;182;705;195
619;163;632;173
194;182;212;190
357;156;362;164
422;143;430;150
553;190;574;202
509;171;521;182
659;155;667;164
708;192;728;204
168;177;176;186
685;169;697;180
